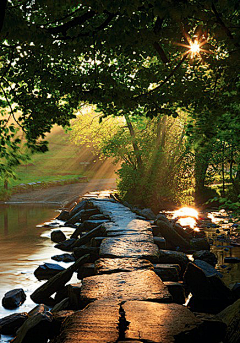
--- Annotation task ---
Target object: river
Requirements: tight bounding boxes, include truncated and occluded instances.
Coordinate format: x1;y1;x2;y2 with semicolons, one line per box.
0;204;80;343
0;204;239;342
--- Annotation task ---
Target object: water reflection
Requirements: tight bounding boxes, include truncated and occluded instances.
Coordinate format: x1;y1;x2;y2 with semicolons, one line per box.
0;205;60;319
172;207;198;229
171;207;240;286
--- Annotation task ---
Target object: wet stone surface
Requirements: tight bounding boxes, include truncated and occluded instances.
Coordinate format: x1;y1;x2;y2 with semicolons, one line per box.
100;236;159;262
123;301;202;343
80;269;172;304
95;257;154;274
51;300;120;343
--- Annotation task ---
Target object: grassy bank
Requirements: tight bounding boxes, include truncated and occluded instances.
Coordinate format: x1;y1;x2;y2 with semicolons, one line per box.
0;126;117;200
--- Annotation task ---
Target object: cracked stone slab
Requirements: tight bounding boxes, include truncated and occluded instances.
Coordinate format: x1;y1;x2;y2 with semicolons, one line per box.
52;300;120;343
99;236;159;262
80;269;172;304
95;258;154;274
123;301;202;343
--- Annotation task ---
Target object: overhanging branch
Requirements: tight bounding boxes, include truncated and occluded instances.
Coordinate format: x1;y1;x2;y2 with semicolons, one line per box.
47;10;96;35
212;3;239;48
134;53;188;100
55;12;116;40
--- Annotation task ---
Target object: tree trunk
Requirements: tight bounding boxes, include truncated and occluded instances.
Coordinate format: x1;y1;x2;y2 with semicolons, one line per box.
221;142;225;197
4;179;8;190
194;149;209;205
124;113;143;170
230;146;240;196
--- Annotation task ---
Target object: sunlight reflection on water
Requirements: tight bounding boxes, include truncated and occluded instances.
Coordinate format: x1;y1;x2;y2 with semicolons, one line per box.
0;204;78;322
172;207;198;229
171;206;240;286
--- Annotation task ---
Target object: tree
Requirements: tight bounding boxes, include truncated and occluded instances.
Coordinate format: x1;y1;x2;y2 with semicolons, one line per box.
0;1;239;205
1;1;239;142
70;105;192;209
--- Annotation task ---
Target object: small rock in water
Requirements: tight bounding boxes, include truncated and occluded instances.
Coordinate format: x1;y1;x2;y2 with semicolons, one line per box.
34;263;66;280
55;238;76;252
193;250;218;267
2;288;26;309
51;230;66;243
52;253;75;262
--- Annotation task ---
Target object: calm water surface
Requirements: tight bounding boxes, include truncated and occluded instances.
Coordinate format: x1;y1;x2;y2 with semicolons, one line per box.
0;204;78;342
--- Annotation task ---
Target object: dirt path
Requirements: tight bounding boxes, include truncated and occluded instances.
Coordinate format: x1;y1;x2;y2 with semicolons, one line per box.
5;178;117;207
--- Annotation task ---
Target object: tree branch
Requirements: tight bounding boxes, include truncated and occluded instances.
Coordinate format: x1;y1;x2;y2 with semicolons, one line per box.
212;3;239;48
134;53;188;100
153;41;169;64
55;13;116;40
0;84;25;130
47;10;96;35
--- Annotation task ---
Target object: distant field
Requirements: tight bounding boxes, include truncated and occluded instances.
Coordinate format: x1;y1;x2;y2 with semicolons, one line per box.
1;126;117;189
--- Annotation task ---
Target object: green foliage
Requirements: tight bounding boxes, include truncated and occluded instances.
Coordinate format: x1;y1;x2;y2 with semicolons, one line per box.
0;114;29;184
0;0;239;144
71;106;193;209
114;114;194;209
0;0;239;208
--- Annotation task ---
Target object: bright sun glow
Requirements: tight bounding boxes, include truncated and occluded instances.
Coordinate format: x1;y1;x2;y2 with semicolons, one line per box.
173;207;199;219
190;40;200;55
178;217;197;229
175;34;210;60
173;207;199;229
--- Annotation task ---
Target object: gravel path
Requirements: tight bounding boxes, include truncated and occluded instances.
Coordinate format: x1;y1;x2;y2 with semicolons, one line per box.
5;178;117;207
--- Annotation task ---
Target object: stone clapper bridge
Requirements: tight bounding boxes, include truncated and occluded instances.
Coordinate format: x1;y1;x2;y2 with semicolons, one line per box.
31;192;217;343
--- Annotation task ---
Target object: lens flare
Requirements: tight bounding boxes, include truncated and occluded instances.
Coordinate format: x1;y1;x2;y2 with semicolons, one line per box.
190;40;200;55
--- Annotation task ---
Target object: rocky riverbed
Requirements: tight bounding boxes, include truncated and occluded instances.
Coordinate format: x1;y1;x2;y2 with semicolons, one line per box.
0;191;240;342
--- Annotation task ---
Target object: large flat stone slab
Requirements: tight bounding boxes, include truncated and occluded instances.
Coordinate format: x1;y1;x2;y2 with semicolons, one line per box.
95;258;154;274
104;220;152;236
102;233;154;243
52;300;120;343
80;269;171;304
89;200;136;220
100;236;159;262
123;301;202;343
